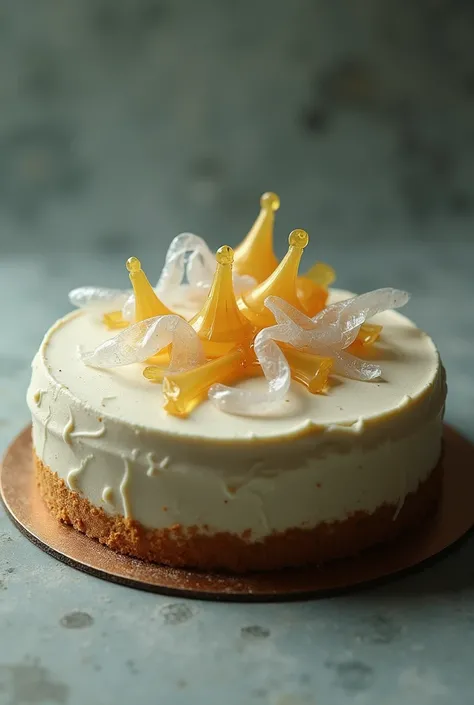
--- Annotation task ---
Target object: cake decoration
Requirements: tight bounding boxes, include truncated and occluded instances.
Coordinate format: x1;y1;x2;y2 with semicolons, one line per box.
33;389;47;406
119;458;132;518
66;454;93;492
233;191;280;282
68;193;330;323
39;405;52;457
101;486;115;505
73;193;409;417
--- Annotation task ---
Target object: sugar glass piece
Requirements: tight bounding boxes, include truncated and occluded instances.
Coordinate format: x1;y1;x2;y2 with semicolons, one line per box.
208;328;291;416
296;277;328;317
330;350;382;381
69;287;130;313
157;233;215;294
304;261;336;288
190;245;255;358
282;347;334;393
103;311;129;330
233;192;280;283
127;257;174;322
239;229;309;328
156;232;257;308
258;288;410;384
82;315;205;371
354;323;383;347
160;347;247;418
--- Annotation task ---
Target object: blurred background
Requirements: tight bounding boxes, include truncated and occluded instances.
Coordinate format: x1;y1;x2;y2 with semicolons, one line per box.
1;0;474;432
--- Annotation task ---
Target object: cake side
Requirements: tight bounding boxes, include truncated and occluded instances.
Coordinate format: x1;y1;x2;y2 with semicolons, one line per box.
35;451;443;573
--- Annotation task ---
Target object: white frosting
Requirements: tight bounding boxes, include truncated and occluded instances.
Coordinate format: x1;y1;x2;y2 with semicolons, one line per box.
27;290;446;539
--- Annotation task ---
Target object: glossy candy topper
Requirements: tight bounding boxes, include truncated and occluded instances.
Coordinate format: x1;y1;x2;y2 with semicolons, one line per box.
72;193;410;418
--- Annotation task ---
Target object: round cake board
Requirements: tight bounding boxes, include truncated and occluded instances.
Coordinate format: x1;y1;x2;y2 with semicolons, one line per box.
1;425;474;602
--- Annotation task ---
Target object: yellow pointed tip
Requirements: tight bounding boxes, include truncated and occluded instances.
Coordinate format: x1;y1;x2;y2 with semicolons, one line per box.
191;244;254;356
289;229;309;249
239;229;308;328
233;193;280;283
260;191;280;211
126;256;141;273
216;245;234;266
127;255;174;321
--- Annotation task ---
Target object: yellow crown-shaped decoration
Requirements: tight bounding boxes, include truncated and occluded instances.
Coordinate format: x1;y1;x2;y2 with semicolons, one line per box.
88;192;392;419
126;257;174;322
145;347;248;418
190;245;255;357
233;192;280;283
238;229;309;328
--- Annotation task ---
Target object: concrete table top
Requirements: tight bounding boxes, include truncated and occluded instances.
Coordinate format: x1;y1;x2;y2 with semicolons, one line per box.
1;1;474;703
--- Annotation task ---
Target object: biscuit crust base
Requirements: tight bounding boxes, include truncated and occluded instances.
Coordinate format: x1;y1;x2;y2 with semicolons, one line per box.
35;453;442;573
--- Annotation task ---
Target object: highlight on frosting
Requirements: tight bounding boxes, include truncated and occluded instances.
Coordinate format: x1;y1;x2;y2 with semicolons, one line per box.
73;192;410;418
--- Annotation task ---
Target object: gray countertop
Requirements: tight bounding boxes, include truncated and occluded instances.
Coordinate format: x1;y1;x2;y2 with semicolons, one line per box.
1;1;474;703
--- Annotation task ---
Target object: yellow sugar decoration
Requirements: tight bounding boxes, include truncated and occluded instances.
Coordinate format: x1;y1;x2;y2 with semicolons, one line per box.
126;256;174;323
159;347;248;418
282;347;334;394
103;310;129;330
353;323;383;348
89;193;383;419
296;261;335;317
190;246;255;358
296;276;329;318
239;229;309;328
233;192;280;283
144;348;171;367
304;261;336;288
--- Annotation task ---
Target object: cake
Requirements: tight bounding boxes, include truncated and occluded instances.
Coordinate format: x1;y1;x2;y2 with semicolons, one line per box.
27;193;446;572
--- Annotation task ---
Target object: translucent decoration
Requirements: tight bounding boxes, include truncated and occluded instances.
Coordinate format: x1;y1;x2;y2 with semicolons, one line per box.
282;347;334;393
189;245;255;358
81;315;205;372
146;347;248;418
295;276;329;318
68;287;130;316
156;232;215;297
304;261;336;288
103;310;130;330
69;234;256;330
74;207;409;420
239;229;309;328
260;288;410;381
126;257;174;322
156;232;257;309
144;345;334;417
208;328;291;417
354;323;383;348
121;294;136;322
295;261;335;317
233;192;280;283
310;288;410;349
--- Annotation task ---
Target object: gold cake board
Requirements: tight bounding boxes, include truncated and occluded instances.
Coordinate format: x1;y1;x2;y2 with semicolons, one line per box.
1;425;473;602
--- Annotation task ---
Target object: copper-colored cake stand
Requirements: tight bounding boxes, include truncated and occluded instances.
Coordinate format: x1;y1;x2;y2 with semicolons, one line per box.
1;425;474;602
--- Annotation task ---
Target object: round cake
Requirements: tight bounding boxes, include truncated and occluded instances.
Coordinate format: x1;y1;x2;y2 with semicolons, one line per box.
27;195;446;572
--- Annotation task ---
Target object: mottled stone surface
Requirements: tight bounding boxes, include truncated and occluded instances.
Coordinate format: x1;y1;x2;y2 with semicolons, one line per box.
1;1;474;704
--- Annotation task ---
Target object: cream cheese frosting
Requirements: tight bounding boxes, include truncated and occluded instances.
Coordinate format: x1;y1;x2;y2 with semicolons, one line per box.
27;290;446;539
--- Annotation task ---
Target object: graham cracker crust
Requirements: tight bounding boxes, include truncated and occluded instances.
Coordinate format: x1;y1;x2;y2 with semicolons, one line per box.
34;453;442;573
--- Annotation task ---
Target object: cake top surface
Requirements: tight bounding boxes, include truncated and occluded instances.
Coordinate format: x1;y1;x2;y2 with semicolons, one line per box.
36;289;441;442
